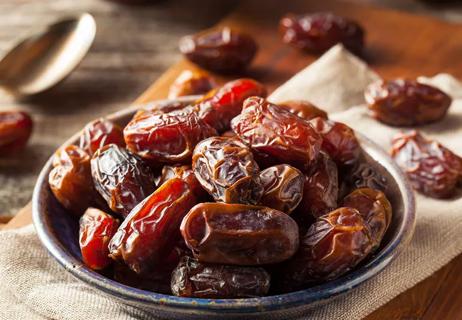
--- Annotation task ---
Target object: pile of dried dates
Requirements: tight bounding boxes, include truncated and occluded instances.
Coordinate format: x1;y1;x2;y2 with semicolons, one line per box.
49;76;395;298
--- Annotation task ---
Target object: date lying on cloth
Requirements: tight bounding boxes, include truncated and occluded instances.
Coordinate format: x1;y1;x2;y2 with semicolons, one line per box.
47;77;405;299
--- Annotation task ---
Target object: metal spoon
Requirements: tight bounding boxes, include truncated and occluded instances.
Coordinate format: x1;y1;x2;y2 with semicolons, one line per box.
0;13;96;96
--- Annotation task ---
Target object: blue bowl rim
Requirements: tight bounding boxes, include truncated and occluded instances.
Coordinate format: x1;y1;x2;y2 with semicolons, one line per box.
32;97;416;314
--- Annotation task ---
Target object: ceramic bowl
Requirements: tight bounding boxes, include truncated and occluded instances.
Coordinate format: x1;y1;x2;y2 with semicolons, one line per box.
33;97;416;319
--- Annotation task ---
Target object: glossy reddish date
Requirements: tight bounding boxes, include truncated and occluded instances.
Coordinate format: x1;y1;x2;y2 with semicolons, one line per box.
49;145;95;215
124;107;217;164
365;79;452;126
278;100;328;121
259;164;304;214
171;257;270;298
179;27;258;74
279;12;365;54
0;111;33;155
231;97;322;169
79;118;125;155
91;144;156;217
79;208;119;270
109;178;196;273
192;137;263;205
155;164;206;199
280;207;373;291
168;70;216;99
391;131;462;198
181;202;299;265
342;188;392;250
197;78;267;133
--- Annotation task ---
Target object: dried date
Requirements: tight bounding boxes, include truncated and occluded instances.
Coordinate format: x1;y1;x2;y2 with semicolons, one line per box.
79;207;119;270
49;145;95;215
391;131;462;198
258;164;304;214
181;202;299;265
278;100;328;121
342;188;392;250
192;137;264;204
197;78;267;132
0;111;33;155
155;165;206;199
365;79;452;126
124;107;217;164
231;97;322;169
310;117;361;167
79;118;125;155
280;207;373;291
279;12;365;54
168;70;216;99
340;156;388;195
109;178;197;273
179;27;258;73
91;144;156;217
171;257;270;298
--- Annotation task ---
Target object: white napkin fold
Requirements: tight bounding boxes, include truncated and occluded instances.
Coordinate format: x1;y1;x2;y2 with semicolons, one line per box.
1;44;462;320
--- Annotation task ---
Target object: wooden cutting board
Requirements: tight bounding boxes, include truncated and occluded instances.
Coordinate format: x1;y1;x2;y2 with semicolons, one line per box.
4;0;462;318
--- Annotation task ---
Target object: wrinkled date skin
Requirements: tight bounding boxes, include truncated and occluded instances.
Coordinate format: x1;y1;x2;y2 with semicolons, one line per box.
280;207;373;291
310;117;361;167
279;12;365;54
231;97;322;169
79;118;125;155
342;188;392;250
109;178;197;273
49;145;95;215
124;107;217;164
91;144;156;217
391;131;462;198
278;100;328;121
155;165;206;199
192;137;264;204
298;152;339;219
197;78;267;133
340;156;388;195
171;256;270;298
181;202;299;265
365;79;452;126
0;111;33;155
259;164;304;214
179;27;258;74
168;70;216;99
79;208;120;270
134;101;190;120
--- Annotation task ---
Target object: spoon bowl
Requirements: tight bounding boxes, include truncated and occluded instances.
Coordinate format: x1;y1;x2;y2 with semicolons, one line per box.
0;13;96;96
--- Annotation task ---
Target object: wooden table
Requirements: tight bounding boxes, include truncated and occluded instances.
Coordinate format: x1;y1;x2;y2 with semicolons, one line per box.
2;0;462;319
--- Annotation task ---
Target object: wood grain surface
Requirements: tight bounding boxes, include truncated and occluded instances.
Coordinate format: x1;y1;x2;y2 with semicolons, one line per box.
2;0;462;319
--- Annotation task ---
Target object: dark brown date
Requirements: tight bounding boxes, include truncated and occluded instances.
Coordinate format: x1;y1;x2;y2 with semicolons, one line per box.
280;207;373;291
171;257;270;298
0;111;33;155
192;137;264;204
298;152;339;219
365;79;452;126
309;117;361;167
181;202;299;265
342;188;392;250
109;178;197;273
168;70;216;99
340;156;388;195
79;208;119;270
113;262;173;294
391;131;462;198
279;12;365;54
278;100;328;121
79;118;125;155
155;165;206;199
179;27;258;74
258;164;304;214
196;78;267;133
124;107;217;164
231;97;322;169
91;144;156;217
49;145;95;215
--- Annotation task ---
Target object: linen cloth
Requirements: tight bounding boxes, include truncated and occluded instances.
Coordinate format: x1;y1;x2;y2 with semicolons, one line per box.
1;45;462;320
